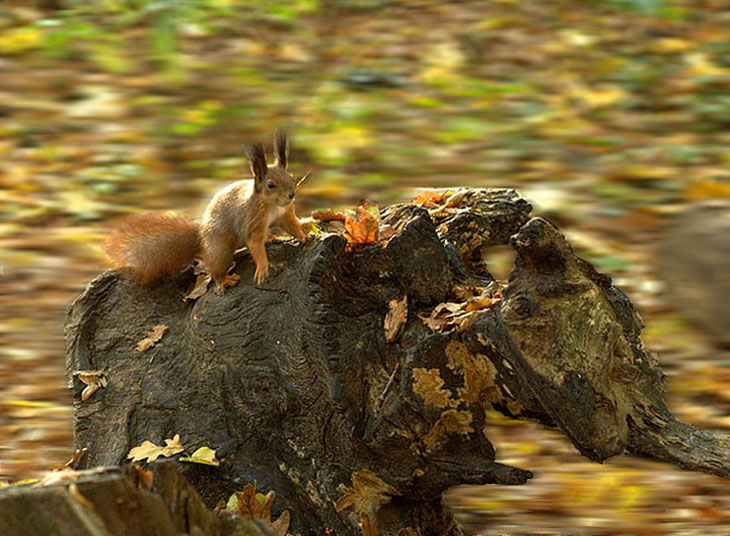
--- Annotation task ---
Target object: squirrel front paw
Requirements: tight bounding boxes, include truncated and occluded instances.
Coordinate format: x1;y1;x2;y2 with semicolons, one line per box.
254;263;269;286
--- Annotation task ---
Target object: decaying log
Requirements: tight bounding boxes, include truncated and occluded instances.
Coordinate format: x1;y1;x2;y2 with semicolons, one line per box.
0;462;267;536
65;188;730;536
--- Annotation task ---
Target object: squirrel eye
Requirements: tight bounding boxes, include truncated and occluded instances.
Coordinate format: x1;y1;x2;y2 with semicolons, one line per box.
267;180;275;189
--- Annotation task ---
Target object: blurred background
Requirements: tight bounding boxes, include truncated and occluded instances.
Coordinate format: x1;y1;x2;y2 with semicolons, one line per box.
1;0;729;533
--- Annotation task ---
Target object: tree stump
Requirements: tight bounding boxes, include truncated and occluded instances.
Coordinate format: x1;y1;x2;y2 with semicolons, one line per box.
0;462;268;536
65;188;730;536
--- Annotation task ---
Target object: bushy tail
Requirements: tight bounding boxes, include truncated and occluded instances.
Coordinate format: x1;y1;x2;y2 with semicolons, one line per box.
104;212;202;284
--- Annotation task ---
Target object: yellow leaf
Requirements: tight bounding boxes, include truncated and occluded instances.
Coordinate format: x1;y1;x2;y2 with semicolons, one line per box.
179;446;220;466
0;27;44;55
127;434;184;462
650;38;693;54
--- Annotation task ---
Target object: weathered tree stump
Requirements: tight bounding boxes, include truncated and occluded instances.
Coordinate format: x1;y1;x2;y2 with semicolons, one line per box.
0;462;267;536
65;188;730;536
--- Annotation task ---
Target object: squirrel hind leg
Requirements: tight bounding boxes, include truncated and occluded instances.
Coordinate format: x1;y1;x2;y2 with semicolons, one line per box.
202;234;237;288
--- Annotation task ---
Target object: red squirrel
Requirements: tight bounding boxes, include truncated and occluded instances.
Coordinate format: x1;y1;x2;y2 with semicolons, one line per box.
104;128;306;290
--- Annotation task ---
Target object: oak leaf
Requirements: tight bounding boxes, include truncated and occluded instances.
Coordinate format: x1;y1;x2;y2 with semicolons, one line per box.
136;324;168;352
127;434;184;463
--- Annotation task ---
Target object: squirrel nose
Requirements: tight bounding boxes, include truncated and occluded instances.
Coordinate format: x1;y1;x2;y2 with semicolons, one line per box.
288;190;295;200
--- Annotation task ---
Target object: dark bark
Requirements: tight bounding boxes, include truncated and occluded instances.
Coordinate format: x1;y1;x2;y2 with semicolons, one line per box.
65;188;730;536
0;462;267;536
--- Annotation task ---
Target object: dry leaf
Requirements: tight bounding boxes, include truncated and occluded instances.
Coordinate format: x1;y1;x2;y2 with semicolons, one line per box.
136;324;168;352
269;509;290;536
419;289;502;333
361;512;380;536
127;434;184;463
217;483;290;533
61;448;87;470
179;446;219;466
72;369;107;402
183;273;211;302
378;224;395;243
413;189;451;208
335;470;398;516
444;190;469;208
344;203;379;248
384;295;407;344
312;208;347;222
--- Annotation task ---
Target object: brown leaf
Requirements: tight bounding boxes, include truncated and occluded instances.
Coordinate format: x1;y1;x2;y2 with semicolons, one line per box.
344;203;379;247
361;512;380;536
61;448;87;470
312;208;346;222
464;295;494;312
183;273;211;302
218;484;291;532
269;510;290;536
413;189;451;208
136;324;169;352
335;470;399;516
384;295;407;344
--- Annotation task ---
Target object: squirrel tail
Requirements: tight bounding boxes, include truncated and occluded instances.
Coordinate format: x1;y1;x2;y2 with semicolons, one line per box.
104;212;202;285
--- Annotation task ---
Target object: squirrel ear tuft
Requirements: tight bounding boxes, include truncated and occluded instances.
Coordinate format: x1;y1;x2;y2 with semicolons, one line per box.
246;143;268;182
273;127;288;169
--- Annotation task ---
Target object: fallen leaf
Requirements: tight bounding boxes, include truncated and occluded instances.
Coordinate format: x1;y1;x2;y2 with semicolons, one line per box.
335;469;399;516
413;189;451;208
344;203;379;247
127;434;184;462
183;273;211;301
378;224;395;243
179;446;219;466
136;324;169;352
384;295;407;343
312;208;347;222
217;483;290;532
361;512;380;536
72;369;107;402
61;448;87;470
419;289;502;333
